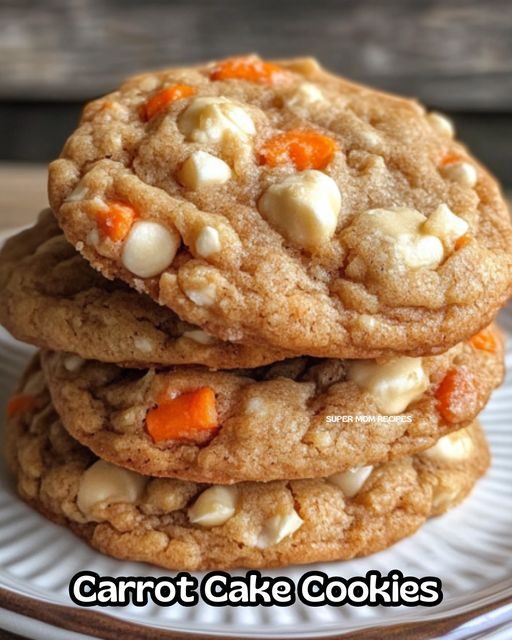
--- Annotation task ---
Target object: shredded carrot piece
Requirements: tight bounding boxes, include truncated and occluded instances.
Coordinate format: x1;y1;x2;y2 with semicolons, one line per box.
210;56;284;83
146;387;219;443
469;328;497;353
440;152;462;167
259;130;337;170
143;84;197;120
454;234;471;250
7;394;36;418
435;368;476;424
95;201;138;242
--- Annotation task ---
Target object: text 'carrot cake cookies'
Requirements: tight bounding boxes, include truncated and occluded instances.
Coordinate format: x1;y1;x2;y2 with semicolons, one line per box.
48;55;512;358
40;327;503;482
5;358;489;571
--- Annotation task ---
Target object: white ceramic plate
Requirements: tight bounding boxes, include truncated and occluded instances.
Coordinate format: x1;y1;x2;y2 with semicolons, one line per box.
0;229;511;639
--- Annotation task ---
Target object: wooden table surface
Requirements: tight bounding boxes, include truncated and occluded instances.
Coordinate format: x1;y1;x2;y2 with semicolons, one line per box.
0;164;48;231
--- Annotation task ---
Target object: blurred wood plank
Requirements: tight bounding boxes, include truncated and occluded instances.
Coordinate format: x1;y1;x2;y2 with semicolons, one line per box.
0;164;47;230
1;0;512;109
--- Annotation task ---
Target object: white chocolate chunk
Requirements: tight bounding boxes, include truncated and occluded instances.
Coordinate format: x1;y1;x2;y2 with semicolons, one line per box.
328;466;373;497
245;396;269;417
63;355;85;372
134;336;154;353
77;460;147;519
121;221;180;278
440;161;477;188
182;329;217;345
86;228;100;247
256;508;304;548
195;225;222;258
188;486;238;527
362;207;444;269
287;82;324;108
423;428;474;462
422;204;469;250
258;170;341;248
348;357;429;414
178;96;255;144
427;112;455;138
65;183;89;203
22;370;46;395
179;151;232;189
183;282;216;306
432;485;461;512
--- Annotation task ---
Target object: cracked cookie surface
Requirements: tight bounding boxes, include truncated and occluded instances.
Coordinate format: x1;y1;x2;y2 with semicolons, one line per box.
48;56;512;358
40;326;503;483
6;357;489;570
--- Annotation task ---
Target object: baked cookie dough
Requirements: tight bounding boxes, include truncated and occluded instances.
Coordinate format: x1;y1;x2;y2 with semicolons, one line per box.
41;325;503;483
0;210;286;368
6;360;489;570
48;55;512;358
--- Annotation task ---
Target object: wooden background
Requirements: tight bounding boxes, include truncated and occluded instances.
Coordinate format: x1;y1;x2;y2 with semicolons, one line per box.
1;0;512;195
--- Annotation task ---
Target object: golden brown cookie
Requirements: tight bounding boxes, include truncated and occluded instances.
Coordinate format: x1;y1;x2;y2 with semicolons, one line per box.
0;210;287;368
6;358;489;570
40;325;503;483
48;55;512;358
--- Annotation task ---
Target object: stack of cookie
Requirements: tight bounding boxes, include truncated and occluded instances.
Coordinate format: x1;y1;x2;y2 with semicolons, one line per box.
2;56;511;570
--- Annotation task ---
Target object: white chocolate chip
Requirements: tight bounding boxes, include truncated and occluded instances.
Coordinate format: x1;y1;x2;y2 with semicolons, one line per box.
348;357;429;414
91;196;108;211
138;75;160;92
422;204;469;250
329;466;373;497
121;221;180;278
77;460;147;519
285;57;322;75
427;112;455;138
182;329;217;345
22;370;46;395
178;97;255;144
65;183;89;203
258;170;341;248
63;355;85;372
361;207;445;269
179;151;232;189
195;226;222;258
432;484;462;512
440;161;477;188
286;82;324;108
188;486;238;527
134;336;154;353
256;508;304;548
423;429;474;462
306;430;333;448
245;396;269;417
183;282;216;306
86;228;100;247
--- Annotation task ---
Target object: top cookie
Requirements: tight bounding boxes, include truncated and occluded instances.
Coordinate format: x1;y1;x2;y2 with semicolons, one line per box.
49;55;512;358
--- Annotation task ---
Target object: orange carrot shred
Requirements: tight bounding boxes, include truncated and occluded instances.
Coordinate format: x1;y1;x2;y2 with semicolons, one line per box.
143;84;197;120
440;152;462;167
259;130;337;170
469;328;497;354
95;201;138;242
435;367;476;424
7;394;36;418
210;56;284;84
146;387;218;443
454;234;471;250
